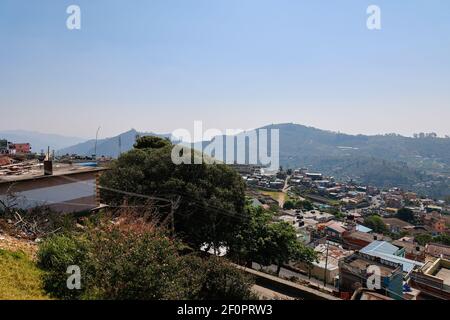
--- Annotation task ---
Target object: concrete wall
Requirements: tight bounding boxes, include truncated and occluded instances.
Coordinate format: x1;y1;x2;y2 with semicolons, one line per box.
0;170;102;212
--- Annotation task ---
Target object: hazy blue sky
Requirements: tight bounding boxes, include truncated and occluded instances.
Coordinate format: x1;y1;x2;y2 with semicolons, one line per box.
1;0;449;139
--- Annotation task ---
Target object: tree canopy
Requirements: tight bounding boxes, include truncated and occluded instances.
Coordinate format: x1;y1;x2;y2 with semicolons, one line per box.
396;208;415;223
99;136;247;249
229;206;317;275
363;215;388;234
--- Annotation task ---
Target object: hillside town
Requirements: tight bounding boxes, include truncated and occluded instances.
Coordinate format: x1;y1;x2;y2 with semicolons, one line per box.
238;165;450;300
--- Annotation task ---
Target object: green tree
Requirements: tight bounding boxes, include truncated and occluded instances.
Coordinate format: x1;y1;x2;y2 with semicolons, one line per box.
363;215;388;234
283;200;295;210
396;208;415;223
230;206;317;276
267;221;317;275
436;234;450;246
414;233;433;246
133;135;171;149
297;200;313;211
187;256;257;300
99;137;247;249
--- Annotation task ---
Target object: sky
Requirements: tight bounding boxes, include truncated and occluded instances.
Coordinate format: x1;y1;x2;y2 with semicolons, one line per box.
1;0;449;139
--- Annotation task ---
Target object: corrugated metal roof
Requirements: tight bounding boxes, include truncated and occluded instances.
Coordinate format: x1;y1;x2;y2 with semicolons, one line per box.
370;252;423;273
361;241;424;273
361;241;400;256
356;224;372;233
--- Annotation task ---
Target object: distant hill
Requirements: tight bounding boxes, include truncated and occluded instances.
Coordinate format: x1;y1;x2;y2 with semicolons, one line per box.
203;123;450;198
0;130;84;153
56;123;450;198
57;129;172;158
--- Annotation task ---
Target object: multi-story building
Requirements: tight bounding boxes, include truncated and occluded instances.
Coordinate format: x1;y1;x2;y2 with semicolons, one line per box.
9;143;31;154
410;258;450;300
339;252;404;300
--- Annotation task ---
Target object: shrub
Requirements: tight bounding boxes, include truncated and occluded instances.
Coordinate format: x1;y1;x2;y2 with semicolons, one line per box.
37;212;255;300
37;234;88;299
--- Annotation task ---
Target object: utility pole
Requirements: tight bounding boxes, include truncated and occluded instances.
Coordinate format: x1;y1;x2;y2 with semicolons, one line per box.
323;236;329;287
169;196;181;236
94;126;101;160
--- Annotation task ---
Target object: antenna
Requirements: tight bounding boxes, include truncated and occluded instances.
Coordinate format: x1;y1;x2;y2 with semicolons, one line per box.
94;126;101;160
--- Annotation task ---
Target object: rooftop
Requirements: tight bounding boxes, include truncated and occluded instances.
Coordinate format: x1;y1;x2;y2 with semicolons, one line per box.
356;224;372;233
0;162;107;184
361;241;400;256
382;218;414;229
361;241;424;274
426;243;450;259
343;254;398;277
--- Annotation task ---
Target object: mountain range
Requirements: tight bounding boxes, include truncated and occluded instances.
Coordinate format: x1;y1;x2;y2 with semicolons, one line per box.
57;129;172;158
3;124;449;198
0;130;85;153
201;123;450;198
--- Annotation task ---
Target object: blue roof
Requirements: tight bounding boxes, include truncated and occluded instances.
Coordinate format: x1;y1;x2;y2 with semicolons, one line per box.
356;224;372;233
361;241;400;256
369;252;423;274
361;241;424;273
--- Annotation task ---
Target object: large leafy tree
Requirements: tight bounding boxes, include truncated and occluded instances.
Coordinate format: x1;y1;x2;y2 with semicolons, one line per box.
363;215;388;234
99;137;247;249
396;208;415;223
230;206;317;275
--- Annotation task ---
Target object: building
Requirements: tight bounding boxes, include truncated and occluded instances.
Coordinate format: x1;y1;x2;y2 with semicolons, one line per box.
361;241;403;257
381;217;414;234
342;230;383;251
425;243;450;261
295;242;352;286
0;139;10;154
319;221;347;242
392;238;425;262
305;172;323;181
302;210;334;223
351;288;394;300
410;258;450;300
360;241;424;275
0;162;107;212
339;252;404;300
384;196;403;209
9;143;31;154
421;212;448;234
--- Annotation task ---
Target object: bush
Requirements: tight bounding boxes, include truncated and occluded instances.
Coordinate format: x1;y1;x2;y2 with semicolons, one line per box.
37;234;88;299
37;212;255;300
